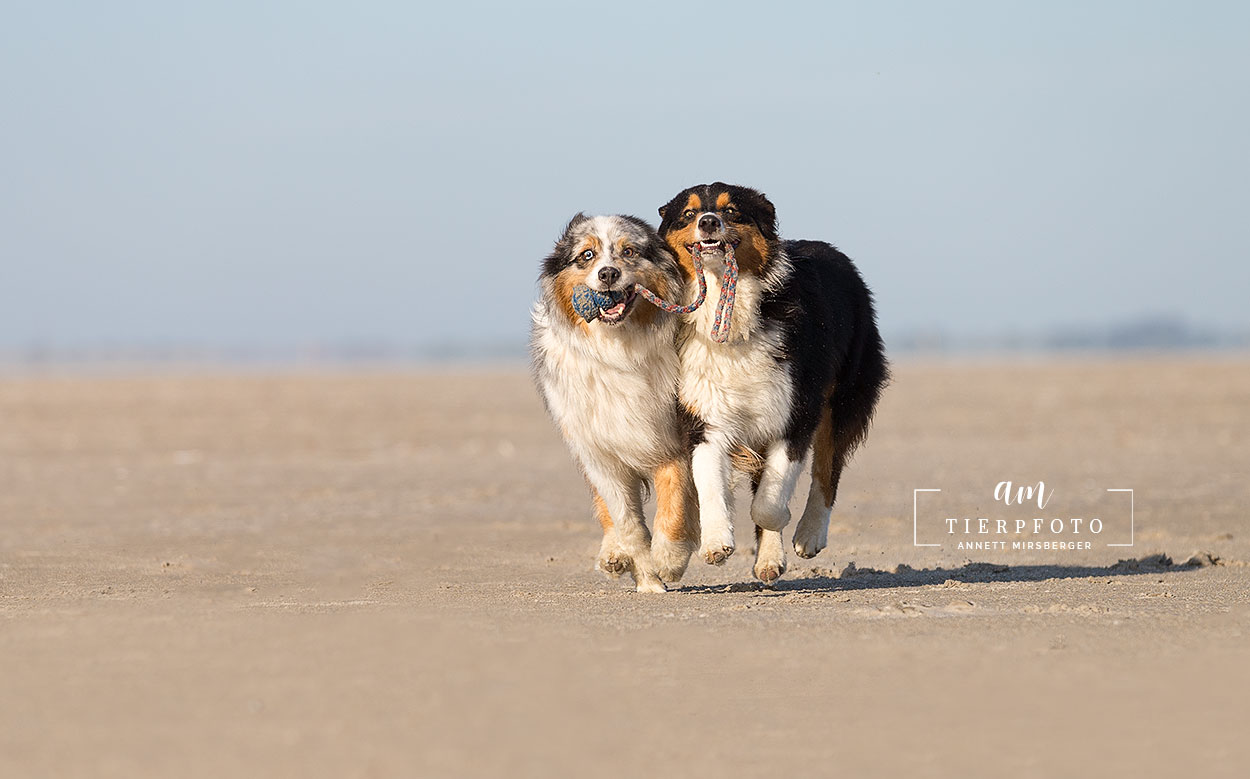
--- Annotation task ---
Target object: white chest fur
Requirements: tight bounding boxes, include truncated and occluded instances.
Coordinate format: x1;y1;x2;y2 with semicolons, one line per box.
678;271;794;449
532;303;683;473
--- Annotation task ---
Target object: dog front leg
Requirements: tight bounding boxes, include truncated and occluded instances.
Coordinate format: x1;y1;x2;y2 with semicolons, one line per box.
587;467;665;593
691;434;735;565
591;489;631;578
651;455;699;583
750;439;805;532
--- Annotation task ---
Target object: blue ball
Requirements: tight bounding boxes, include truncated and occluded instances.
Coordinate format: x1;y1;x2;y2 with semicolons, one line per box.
570;285;623;322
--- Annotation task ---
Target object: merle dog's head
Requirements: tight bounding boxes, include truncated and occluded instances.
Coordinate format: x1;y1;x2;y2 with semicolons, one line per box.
540;214;680;328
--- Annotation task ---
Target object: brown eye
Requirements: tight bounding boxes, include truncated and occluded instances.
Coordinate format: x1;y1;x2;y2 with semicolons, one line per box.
682;209;696;219
622;246;635;258
724;206;738;215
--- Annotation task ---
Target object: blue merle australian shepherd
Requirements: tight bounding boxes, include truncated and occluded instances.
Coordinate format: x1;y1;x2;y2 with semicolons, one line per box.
530;214;699;593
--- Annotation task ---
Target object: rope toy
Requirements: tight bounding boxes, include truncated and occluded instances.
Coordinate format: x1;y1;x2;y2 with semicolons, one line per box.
569;243;738;343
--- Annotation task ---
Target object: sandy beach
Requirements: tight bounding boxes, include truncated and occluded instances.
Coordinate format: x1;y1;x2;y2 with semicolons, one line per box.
2;357;1248;777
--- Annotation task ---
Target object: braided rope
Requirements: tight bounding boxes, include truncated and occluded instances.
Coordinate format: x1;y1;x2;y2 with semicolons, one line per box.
634;243;738;343
633;250;707;315
709;243;737;343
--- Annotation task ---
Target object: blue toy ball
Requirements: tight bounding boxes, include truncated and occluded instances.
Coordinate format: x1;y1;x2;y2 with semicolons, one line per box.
571;285;624;322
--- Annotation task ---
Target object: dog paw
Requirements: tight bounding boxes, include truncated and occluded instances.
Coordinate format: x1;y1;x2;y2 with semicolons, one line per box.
792;513;829;559
701;543;735;566
634;575;668;594
700;523;735;566
753;557;787;584
754;531;787;584
596;549;632;578
652;536;696;583
793;540;825;559
792;528;828;559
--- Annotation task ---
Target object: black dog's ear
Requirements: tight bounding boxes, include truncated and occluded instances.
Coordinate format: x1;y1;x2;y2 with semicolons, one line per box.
752;192;778;239
657;205;667;219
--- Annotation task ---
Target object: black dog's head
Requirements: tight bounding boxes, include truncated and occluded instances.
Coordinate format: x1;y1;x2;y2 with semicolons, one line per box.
540;213;680;328
657;182;779;277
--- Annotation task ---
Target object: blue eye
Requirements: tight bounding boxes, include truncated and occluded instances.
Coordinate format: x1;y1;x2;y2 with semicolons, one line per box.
581;249;594;261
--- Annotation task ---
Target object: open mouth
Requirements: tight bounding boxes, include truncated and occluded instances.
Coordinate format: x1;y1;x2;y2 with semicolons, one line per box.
688;240;726;254
597;288;638;325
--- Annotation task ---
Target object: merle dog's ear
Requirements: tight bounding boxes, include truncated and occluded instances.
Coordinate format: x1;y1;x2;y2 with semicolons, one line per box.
564;211;589;235
649;237;680;271
542;213;589;276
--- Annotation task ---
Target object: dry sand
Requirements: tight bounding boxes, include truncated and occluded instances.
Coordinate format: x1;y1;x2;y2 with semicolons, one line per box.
1;357;1248;777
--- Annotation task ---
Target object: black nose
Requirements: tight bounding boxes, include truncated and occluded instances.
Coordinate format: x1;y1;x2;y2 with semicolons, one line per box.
698;214;721;234
597;266;621;287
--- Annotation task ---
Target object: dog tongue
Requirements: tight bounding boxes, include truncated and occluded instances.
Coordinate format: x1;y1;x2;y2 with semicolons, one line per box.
604;301;626;316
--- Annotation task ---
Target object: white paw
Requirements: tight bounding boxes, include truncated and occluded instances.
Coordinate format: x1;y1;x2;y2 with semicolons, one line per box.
596;541;632;579
753;556;787;584
792;525;828;559
700;523;736;565
652;536;697;583
754;530;788;583
634;575;668;594
701;544;734;566
700;538;735;565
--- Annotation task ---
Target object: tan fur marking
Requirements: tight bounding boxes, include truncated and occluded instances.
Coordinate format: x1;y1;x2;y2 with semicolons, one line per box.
664;222;700;280
553;267;587;328
653;458;699;543
715;192;731;209
575;234;602;258
811;406;835;507
631;299;657;327
729;444;766;477
629;263;672;327
592;491;614;533
630;298;658;327
728;223;771;277
671;253;694;283
648;267;671;300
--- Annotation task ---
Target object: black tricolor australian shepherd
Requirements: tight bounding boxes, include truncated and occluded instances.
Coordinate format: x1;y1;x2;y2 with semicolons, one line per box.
530;214;699;592
658;183;888;583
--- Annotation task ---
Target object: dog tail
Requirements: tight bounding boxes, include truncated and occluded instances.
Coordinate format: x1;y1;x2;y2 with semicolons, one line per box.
819;286;890;504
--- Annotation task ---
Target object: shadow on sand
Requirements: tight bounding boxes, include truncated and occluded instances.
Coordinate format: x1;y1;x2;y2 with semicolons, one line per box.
676;552;1223;595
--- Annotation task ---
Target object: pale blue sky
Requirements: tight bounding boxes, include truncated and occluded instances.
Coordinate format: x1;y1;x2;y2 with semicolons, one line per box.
3;1;1248;351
